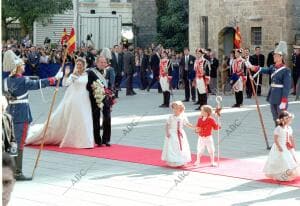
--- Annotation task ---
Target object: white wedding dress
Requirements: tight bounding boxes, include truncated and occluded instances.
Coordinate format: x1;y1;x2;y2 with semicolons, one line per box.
26;73;94;148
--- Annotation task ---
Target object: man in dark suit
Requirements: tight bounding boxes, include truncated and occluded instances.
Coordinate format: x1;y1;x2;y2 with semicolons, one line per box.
111;45;123;98
86;56;113;146
123;45;136;96
180;48;196;101
140;48;149;90
148;48;162;93
250;46;265;96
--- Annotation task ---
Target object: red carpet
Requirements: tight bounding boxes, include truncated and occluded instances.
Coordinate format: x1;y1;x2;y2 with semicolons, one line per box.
28;144;300;188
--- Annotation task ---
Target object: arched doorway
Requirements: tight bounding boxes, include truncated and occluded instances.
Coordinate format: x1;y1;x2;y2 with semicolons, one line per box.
218;27;235;61
217;27;235;92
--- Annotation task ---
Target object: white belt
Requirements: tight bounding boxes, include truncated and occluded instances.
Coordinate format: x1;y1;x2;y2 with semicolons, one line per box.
271;83;283;88
9;99;29;104
16;92;28;99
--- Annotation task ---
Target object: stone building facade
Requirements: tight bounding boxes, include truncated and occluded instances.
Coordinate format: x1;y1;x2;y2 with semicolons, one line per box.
132;0;157;47
189;0;300;61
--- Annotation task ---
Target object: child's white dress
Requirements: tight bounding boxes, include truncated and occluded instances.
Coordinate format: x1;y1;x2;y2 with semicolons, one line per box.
161;114;191;166
263;126;299;181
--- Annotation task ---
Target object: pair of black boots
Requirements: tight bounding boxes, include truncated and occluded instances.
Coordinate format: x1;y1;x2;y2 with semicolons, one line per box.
159;91;170;108
14;149;32;181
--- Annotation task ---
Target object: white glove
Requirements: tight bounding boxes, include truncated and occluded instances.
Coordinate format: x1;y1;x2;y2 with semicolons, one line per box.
55;71;64;80
245;61;252;68
279;102;287;110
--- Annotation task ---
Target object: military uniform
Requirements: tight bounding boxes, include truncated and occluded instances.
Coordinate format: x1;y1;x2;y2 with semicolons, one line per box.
3;49;58;181
253;41;292;124
231;56;246;107
256;64;291;123
4;74;56;180
194;57;210;110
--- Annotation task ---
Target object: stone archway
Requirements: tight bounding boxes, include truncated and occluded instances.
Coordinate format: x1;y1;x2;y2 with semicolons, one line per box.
218;27;235;61
217;27;235;92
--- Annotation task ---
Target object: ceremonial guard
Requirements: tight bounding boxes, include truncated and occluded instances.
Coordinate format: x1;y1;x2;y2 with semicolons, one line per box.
230;49;246;107
193;48;211;110
159;51;172;107
251;41;292;125
2;50;60;180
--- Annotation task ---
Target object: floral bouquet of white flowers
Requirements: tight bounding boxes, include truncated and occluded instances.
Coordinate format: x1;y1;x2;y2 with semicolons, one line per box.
92;80;106;109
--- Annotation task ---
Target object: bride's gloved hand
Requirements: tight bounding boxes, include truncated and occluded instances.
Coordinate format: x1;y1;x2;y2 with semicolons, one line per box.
55;70;64;80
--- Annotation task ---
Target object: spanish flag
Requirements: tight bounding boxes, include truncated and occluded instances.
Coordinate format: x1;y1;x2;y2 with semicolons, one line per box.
60;28;69;45
67;27;76;54
234;26;242;49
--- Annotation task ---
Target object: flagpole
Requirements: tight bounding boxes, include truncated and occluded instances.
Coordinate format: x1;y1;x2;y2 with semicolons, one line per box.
247;68;271;150
31;50;68;179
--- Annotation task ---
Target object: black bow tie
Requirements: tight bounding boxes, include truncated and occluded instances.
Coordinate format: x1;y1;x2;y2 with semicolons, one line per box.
99;70;104;74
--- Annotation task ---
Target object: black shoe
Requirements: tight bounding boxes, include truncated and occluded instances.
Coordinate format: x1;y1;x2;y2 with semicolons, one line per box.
15;173;32;181
132;91;137;95
147;87;150;92
195;107;201;110
158;91;162;93
105;143;111;147
194;102;200;105
192;99;196;102
126;93;134;96
232;104;240;108
160;104;169;108
182;99;189;102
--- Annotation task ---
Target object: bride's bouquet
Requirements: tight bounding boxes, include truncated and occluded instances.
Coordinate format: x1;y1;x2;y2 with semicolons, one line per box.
91;80;106;109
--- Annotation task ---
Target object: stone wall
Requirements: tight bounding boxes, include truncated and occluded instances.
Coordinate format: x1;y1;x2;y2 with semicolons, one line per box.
132;0;157;48
189;0;300;95
189;0;300;57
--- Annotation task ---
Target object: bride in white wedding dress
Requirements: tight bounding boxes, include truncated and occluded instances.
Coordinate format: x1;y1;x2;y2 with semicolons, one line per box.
26;58;94;148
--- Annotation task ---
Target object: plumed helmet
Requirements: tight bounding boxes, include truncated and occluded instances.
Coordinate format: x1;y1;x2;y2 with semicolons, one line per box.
274;41;287;56
3;50;20;72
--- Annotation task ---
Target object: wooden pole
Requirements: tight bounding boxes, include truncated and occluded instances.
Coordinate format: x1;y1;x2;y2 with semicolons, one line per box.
248;69;271;150
215;96;222;167
31;50;68;178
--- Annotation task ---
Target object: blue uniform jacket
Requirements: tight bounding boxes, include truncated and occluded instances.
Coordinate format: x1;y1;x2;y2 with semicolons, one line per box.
6;76;52;123
260;65;291;104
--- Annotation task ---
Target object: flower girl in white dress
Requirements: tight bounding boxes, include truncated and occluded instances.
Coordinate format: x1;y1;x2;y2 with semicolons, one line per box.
263;111;299;181
161;101;194;167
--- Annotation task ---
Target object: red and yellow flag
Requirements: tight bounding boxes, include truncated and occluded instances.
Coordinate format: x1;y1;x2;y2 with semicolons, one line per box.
234;26;242;49
60;28;69;45
67;27;76;54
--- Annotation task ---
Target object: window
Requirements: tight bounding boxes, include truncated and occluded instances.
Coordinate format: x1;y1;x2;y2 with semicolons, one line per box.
251;27;262;45
200;16;208;49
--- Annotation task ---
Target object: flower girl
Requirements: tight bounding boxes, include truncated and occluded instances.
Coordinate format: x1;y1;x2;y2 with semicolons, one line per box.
263;111;299;181
161;101;194;167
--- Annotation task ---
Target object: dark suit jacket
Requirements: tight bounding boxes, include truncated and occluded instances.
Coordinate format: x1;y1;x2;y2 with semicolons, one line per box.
111;52;123;75
180;55;196;80
150;53;160;73
123;51;135;74
267;51;274;67
141;54;150;71
210;58;219;78
251;54;265;67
